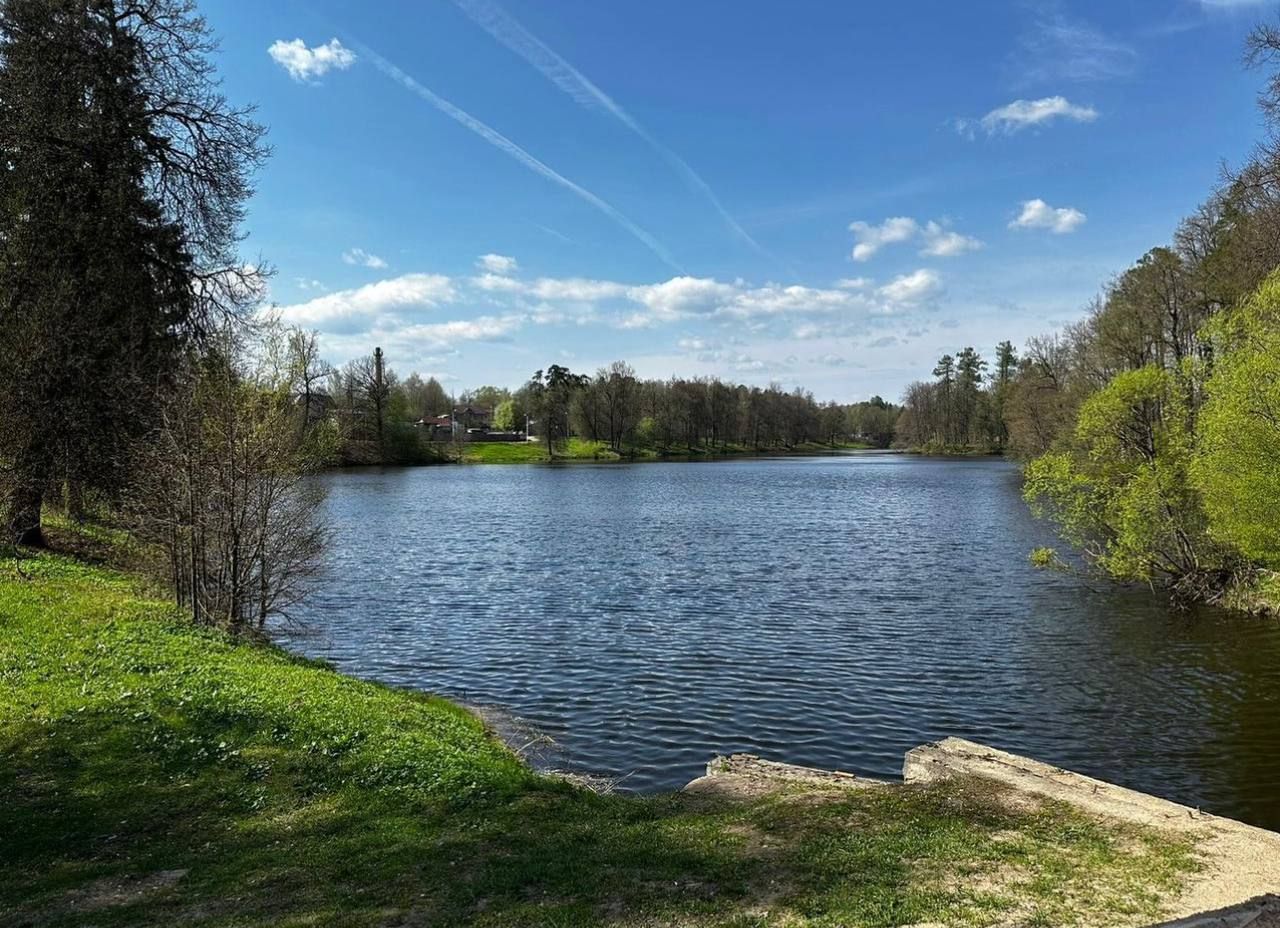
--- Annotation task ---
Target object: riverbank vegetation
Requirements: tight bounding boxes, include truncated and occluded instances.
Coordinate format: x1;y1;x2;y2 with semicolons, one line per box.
890;25;1280;612
1;544;1200;927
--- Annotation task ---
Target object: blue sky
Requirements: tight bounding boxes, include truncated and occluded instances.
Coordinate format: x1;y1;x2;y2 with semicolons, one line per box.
205;0;1268;400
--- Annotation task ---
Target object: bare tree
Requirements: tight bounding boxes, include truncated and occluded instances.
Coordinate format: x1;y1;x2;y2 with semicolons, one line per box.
132;334;328;633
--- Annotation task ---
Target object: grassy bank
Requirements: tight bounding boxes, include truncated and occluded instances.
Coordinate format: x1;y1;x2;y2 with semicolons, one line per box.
461;439;872;465
460;437;620;464
1;547;1199;927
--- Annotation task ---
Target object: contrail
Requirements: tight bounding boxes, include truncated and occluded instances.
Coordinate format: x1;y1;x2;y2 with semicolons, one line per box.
452;0;772;261
354;41;681;272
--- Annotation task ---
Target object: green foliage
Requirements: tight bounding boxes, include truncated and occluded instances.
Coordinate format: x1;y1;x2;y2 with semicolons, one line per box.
0;551;1198;927
492;398;519;432
1029;547;1059;569
1024;367;1218;587
1193;272;1280;569
1019;271;1280;608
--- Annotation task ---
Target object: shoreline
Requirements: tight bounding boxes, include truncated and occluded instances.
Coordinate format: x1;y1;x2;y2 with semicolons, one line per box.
1;544;1246;926
333;440;885;469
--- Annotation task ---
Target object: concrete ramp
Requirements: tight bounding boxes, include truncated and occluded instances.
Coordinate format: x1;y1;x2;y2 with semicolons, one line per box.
903;738;1280;921
904;737;1232;830
688;739;1280;923
684;752;885;801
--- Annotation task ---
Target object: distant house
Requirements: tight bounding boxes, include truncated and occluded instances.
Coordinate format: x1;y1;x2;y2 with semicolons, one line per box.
451;405;492;430
415;414;454;440
415;406;499;441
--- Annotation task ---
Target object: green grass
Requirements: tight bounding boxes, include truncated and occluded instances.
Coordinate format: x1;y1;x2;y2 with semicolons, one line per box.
0;546;1199;927
461;438;621;464
461;441;555;464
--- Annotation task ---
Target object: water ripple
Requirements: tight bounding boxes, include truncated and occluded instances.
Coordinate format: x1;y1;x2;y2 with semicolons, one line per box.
276;455;1280;830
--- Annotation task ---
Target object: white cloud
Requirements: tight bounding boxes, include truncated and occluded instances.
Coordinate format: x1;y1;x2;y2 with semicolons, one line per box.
1009;198;1087;234
850;217;982;261
295;278;326;292
278;273;455;326
397;314;524;347
477;253;518;274
531;277;629;302
279;262;972;386
878;269;942;306
342;248;388;269
677;337;720;352
473;272;524;293
849;217;918;262
729;354;770;373
976;96;1098;135
920;221;984;257
268;38;356;82
627;276;738;321
722;284;870;320
792;323;828;340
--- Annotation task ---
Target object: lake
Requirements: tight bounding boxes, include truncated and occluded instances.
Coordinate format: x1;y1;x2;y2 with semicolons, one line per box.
277;454;1280;829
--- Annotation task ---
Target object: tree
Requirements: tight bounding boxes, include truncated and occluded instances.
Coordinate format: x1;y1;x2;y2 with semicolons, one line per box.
398;373;442;420
819;401;845;446
0;0;266;545
955;347;988;445
1023;365;1225;598
897;349;1001;451
459;385;510;412
1193;272;1280;569
846;396;898;448
526;365;585;459
598;361;639;453
131;334;330;631
990;341;1018;449
285;328;333;438
492;399;518;432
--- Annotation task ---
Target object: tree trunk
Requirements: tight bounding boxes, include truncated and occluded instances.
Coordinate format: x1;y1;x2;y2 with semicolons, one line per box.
65;480;87;522
7;483;45;547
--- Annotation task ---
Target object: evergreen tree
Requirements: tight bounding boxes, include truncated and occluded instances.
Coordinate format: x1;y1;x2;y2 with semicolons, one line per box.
0;0;266;544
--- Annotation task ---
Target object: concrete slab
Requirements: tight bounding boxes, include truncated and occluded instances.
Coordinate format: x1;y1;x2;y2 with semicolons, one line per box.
902;738;1280;922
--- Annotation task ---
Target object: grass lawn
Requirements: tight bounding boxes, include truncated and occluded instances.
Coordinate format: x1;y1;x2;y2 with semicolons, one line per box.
461;438;622;464
0;544;1198;927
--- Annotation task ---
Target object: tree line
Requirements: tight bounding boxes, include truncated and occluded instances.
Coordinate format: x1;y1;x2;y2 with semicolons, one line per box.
271;342;903;464
893;21;1280;609
896;343;1018;452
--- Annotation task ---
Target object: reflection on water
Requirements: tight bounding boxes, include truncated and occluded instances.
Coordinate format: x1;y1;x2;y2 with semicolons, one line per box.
276;455;1280;829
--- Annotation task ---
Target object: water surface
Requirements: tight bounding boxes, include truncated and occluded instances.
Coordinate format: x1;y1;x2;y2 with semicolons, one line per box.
278;455;1280;829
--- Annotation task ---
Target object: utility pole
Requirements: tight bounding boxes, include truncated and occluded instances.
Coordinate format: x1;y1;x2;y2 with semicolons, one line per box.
373;347;386;458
